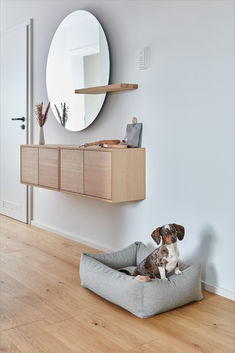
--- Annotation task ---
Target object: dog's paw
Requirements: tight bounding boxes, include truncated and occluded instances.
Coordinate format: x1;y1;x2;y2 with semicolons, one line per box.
175;269;182;275
161;277;168;281
135;275;151;282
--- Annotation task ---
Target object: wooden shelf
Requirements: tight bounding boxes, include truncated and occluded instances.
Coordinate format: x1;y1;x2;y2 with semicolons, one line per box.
74;83;138;94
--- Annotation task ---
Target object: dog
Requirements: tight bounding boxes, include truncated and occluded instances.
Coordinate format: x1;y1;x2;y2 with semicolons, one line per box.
134;223;185;282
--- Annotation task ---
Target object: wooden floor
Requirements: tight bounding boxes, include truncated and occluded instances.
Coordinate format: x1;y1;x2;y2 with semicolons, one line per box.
0;215;234;353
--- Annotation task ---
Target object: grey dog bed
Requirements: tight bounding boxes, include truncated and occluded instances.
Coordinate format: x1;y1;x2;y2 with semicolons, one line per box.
80;242;203;318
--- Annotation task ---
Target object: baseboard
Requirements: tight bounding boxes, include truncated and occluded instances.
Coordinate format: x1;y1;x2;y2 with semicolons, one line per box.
31;220;235;302
31;220;114;253
202;281;235;301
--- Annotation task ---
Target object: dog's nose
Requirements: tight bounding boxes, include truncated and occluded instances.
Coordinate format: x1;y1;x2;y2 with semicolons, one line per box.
171;237;177;242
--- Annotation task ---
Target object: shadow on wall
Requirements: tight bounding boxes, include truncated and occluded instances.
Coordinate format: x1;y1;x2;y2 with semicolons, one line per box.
184;225;218;286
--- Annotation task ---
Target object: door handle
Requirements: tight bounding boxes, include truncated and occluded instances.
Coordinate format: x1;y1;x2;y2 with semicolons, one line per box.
11;117;25;122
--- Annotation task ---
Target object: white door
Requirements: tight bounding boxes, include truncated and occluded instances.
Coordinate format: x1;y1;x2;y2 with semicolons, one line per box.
0;21;32;223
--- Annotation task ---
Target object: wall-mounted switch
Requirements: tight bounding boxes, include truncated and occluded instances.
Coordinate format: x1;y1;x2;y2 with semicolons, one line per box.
138;47;150;70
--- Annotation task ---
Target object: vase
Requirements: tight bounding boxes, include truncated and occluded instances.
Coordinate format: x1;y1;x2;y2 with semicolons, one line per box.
39;126;45;145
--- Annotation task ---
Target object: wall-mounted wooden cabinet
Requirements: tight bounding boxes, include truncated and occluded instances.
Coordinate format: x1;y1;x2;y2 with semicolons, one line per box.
20;145;145;203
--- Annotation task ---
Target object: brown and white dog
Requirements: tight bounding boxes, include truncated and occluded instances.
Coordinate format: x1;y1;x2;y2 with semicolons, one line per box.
134;224;185;282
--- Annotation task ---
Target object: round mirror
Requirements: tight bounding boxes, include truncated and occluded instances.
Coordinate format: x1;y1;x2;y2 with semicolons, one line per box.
46;10;110;131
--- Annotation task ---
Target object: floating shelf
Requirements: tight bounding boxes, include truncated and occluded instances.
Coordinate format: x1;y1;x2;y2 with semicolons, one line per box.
75;83;138;94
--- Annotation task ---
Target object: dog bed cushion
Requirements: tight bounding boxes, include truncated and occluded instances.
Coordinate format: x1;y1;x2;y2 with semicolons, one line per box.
79;242;203;318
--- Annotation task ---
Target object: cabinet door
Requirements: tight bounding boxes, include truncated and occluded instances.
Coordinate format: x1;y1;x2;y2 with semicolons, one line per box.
84;151;111;199
21;147;38;185
60;149;83;193
39;148;59;189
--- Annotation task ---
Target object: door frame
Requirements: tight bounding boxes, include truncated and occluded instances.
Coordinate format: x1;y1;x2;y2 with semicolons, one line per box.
26;19;33;224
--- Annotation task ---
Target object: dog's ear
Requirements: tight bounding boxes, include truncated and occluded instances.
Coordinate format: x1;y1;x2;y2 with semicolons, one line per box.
151;227;162;244
173;224;185;240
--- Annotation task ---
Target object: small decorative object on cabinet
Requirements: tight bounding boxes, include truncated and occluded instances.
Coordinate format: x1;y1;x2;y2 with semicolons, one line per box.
35;102;50;145
124;117;142;148
20;145;145;203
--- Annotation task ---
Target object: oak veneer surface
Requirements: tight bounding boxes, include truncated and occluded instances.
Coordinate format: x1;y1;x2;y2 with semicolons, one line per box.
112;149;145;202
0;215;234;353
21;147;38;185
60;149;84;194
84;150;112;199
39;148;59;189
20;145;146;203
75;83;138;94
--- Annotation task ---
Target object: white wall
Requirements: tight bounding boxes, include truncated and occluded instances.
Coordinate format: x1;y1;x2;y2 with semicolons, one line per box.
1;0;234;299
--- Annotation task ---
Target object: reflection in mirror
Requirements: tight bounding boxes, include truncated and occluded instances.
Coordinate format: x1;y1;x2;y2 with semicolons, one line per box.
46;10;110;131
54;103;68;127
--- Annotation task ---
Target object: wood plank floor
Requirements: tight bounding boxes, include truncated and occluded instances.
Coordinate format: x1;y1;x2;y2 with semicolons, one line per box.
0;215;234;353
